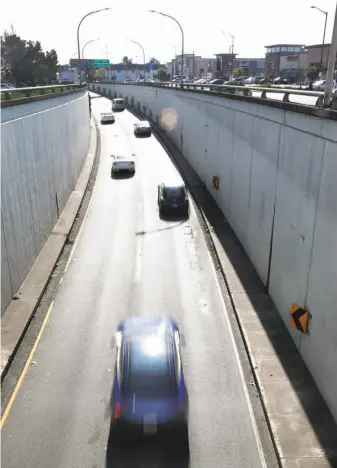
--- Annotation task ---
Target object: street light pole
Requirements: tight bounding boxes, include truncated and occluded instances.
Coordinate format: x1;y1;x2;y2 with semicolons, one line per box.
324;1;337;106
128;39;146;83
222;31;235;80
150;10;184;88
82;38;100;58
76;8;110;83
311;5;328;75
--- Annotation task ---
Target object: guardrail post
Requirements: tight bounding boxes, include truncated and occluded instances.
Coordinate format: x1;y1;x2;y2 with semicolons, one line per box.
283;92;290;103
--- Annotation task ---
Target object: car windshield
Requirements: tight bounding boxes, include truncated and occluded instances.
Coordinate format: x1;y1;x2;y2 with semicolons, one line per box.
115;99;124;103
115;155;130;160
164;186;185;199
123;337;175;399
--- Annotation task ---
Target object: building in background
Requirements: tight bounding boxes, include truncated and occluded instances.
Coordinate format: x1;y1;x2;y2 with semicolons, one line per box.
104;62;166;81
58;65;78;82
265;44;305;78
215;53;237;79
167;54;216;79
306;43;337;76
279;51;307;81
234;58;265;77
197;57;216;80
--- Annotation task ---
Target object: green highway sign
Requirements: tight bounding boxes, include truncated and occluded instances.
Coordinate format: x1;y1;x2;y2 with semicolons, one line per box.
91;59;110;68
69;59;110;68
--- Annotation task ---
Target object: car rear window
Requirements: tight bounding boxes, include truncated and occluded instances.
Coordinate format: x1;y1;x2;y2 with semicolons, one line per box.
123;338;176;398
116;155;129;160
115;99;124;104
164;186;185;199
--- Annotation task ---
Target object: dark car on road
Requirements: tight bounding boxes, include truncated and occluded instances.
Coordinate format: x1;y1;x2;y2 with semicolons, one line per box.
158;182;189;217
112;316;188;438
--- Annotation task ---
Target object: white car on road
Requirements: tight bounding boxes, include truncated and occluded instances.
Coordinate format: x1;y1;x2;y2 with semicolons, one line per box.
112;98;125;111
134;121;152;136
100;111;115;124
111;154;135;175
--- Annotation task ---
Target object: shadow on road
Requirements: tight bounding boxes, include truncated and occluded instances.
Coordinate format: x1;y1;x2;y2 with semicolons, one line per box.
111;171;135;180
106;423;190;468
134;133;152;139
135;219;186;237
159;211;189;222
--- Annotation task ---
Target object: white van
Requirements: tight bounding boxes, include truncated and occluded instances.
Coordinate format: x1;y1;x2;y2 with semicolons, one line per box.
112;98;125;111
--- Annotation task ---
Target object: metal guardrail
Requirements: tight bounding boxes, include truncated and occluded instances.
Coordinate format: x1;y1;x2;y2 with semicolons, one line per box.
0;83;86;101
92;81;327;107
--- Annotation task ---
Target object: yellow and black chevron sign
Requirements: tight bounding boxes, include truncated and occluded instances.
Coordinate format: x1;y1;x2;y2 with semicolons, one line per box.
212;176;220;190
290;303;310;333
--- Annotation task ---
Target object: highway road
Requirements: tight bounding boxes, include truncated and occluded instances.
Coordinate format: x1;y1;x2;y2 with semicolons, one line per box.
1;95;274;468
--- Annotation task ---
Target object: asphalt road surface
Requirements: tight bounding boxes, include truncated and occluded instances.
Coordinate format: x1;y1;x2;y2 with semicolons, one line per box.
1;96;273;468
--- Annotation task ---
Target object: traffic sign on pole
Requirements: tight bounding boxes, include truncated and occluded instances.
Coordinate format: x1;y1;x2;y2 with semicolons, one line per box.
69;59;110;68
91;59;110;68
70;59;92;68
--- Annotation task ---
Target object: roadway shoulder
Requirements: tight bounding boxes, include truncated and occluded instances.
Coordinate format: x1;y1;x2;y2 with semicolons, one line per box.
1;118;98;378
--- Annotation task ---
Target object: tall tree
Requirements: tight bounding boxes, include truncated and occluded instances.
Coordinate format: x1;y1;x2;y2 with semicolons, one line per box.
232;67;244;78
304;64;317;80
156;68;168;81
1;31;58;86
150;57;160;65
122;56;133;68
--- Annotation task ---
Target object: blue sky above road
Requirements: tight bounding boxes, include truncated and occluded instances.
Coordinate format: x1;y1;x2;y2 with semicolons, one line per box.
1;0;336;64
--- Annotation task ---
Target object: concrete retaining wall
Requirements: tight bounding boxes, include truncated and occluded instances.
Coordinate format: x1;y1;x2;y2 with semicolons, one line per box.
91;83;337;421
1;89;88;123
1;92;90;314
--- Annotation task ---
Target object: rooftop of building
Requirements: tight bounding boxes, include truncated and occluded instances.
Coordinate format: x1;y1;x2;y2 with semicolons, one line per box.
236;57;265;61
215;52;238;57
265;43;305;48
305;43;331;49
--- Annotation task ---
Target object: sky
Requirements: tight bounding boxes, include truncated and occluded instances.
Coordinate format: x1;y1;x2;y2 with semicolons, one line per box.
1;0;336;65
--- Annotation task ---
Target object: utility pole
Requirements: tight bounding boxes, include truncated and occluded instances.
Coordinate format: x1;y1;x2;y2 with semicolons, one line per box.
324;1;337;106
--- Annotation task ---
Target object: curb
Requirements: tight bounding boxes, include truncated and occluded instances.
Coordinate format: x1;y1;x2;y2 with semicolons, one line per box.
1;118;98;379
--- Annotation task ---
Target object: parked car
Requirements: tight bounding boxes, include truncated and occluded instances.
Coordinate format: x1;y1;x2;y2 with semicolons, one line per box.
273;77;288;85
312;80;326;91
100;111;115;124
111;153;135;176
134;121;152;137
112;316;188;438
158;182;189;217
209;79;224;85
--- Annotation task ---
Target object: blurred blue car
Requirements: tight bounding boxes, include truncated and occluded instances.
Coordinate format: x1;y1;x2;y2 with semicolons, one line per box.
112;316;188;436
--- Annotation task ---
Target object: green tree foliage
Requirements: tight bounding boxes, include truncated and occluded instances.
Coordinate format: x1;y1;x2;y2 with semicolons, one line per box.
156;68;168;81
122;56;133;68
149;57;160;65
93;68;105;80
232;67;244;78
304;64;317;80
1;31;58;86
